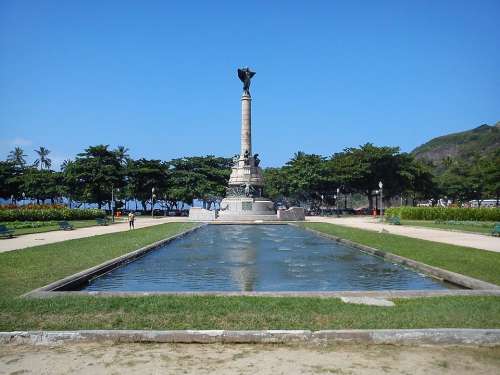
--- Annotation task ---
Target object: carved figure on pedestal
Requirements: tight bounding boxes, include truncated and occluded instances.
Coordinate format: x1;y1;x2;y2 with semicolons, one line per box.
226;183;260;198
243;149;250;165
253;154;260;167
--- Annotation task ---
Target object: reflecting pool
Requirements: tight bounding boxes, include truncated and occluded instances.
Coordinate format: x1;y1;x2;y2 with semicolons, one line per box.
81;224;452;292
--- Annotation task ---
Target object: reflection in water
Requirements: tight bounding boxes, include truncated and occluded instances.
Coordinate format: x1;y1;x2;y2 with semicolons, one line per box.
222;227;258;291
81;225;453;292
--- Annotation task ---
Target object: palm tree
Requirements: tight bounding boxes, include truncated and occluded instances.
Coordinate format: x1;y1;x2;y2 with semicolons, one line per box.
60;159;72;171
7;147;27;167
115;145;130;166
34;146;51;170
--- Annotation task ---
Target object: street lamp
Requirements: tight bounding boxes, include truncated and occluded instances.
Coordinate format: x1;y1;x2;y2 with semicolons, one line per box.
111;185;115;223
379;181;384;221
151;187;156;218
336;187;340;207
110;186;121;223
22;192;26;206
336;187;341;216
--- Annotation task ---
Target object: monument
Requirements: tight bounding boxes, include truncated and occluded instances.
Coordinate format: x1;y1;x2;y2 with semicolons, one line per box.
189;67;305;221
217;67;277;221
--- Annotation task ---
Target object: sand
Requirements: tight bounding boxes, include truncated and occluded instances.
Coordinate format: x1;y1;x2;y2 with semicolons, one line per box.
1;343;499;375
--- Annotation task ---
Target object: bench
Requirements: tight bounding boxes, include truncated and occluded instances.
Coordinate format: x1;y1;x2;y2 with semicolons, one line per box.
492;223;500;237
58;221;74;231
388;216;401;225
96;218;109;226
0;224;15;238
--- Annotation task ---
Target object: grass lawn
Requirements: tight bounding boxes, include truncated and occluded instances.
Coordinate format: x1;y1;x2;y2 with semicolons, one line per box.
1;295;499;331
1;218;123;236
1;222;197;298
396;219;497;235
0;221;499;330
302;222;500;286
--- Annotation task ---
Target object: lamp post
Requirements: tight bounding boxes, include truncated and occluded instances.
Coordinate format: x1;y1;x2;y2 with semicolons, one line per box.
336;187;341;216
164;194;167;217
333;194;337;216
379;181;384;222
22;192;26;206
111;185;115;223
151;187;156;218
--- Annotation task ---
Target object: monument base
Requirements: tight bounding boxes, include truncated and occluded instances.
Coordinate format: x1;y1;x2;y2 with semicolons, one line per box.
217;197;277;221
188;207;216;221
188;203;306;222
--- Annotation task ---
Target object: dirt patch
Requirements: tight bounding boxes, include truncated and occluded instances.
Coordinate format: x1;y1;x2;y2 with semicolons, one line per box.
1;343;499;374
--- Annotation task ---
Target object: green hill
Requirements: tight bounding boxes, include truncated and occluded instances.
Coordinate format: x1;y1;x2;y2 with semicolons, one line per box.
412;122;500;165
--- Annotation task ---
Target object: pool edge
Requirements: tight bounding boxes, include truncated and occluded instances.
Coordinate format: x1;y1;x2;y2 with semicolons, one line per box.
296;224;500;291
23;222;500;299
22;223;205;298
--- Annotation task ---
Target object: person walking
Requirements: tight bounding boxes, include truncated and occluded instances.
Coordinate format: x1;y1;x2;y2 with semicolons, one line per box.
128;212;135;229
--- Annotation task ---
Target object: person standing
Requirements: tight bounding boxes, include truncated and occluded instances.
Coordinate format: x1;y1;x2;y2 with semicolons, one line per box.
128;212;135;229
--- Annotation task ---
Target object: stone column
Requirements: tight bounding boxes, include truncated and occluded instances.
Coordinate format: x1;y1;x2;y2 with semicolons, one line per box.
240;93;252;157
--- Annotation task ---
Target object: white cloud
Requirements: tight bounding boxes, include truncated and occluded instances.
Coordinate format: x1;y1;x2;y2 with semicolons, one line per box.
10;137;33;147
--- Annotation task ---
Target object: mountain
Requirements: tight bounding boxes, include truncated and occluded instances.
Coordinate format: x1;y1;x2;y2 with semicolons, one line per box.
412;122;500;165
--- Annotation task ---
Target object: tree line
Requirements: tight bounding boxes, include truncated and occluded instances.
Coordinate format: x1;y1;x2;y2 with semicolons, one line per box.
1;143;498;211
263;143;499;210
0;145;231;211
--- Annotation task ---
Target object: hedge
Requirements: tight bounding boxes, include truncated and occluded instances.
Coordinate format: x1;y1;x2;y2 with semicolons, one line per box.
0;204;66;211
0;208;106;222
385;207;500;222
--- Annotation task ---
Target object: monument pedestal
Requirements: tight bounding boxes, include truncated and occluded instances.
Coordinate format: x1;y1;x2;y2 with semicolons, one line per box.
218;197;277;221
216;89;277;221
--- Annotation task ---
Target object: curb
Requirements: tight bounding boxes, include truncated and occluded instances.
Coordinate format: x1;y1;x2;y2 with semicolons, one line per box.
26;289;500;299
1;329;499;346
22;223;204;297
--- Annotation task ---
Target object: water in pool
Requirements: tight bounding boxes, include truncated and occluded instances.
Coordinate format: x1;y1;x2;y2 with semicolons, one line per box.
81;224;452;292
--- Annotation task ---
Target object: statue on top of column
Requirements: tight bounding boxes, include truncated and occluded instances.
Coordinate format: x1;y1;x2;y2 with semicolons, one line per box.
238;67;256;95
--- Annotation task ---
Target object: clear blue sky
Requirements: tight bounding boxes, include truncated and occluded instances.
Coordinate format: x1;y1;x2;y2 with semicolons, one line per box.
1;0;499;168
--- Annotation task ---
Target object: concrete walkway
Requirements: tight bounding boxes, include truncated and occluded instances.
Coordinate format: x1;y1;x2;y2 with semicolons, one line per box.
0;217;188;253
306;216;500;252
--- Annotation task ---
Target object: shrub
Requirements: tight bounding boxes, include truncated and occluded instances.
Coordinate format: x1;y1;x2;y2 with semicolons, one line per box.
0;208;106;222
385;207;500;222
0;204;66;211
